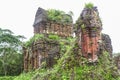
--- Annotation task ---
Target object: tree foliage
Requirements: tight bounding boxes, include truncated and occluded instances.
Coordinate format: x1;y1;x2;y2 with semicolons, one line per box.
0;28;25;76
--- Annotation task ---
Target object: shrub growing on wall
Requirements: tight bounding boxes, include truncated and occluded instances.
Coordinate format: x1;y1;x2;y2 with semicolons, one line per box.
47;9;73;24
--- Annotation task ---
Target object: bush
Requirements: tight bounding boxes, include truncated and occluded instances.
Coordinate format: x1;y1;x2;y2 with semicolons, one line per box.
48;34;60;40
85;2;94;9
47;9;73;24
24;34;44;47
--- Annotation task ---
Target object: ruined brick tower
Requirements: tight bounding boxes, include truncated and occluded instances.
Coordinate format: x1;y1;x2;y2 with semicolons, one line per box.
23;7;73;71
76;6;102;62
33;7;73;37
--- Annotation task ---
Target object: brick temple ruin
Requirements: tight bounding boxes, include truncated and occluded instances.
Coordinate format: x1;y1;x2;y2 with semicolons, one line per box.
33;8;73;37
23;6;113;71
23;8;73;71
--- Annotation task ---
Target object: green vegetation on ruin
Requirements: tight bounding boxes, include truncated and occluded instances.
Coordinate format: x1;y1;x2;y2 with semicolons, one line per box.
47;9;73;24
13;35;120;80
85;2;94;9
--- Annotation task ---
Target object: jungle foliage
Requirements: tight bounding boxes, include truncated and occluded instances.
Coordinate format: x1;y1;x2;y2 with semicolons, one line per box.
0;28;25;76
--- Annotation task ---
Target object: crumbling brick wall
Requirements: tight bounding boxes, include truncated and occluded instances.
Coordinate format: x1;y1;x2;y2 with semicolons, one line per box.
23;39;60;71
102;34;113;57
33;7;73;37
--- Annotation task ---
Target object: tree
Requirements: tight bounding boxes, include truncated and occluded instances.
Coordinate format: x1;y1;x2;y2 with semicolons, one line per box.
68;11;74;17
0;28;25;76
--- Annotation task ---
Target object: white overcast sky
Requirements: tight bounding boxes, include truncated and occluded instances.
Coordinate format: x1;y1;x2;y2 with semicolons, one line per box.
0;0;120;53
